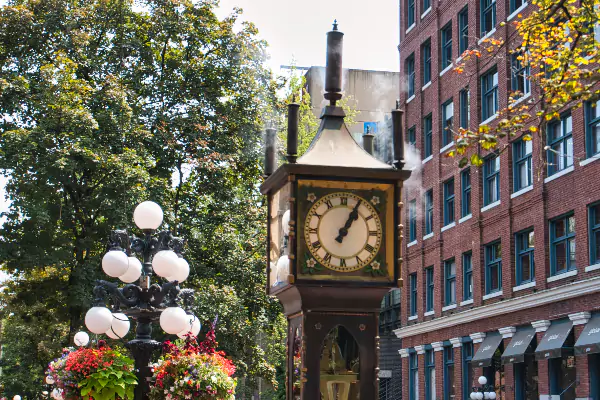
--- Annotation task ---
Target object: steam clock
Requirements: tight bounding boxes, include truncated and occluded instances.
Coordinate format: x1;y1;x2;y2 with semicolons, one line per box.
261;23;410;399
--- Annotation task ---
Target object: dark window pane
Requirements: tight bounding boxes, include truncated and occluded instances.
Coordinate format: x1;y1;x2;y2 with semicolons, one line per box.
554;218;566;238
555;242;567;272
520;254;531;282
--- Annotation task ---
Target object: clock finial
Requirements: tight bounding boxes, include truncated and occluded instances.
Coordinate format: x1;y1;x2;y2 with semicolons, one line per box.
332;19;338;30
324;21;344;106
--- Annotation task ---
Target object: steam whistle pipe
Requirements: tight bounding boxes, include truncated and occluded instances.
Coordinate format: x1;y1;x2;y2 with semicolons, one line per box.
286;103;300;163
264;128;276;176
324;20;344;106
363;133;375;155
392;109;405;169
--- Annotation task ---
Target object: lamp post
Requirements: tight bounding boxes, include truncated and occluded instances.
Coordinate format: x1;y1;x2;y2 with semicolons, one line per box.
85;201;198;400
470;376;497;400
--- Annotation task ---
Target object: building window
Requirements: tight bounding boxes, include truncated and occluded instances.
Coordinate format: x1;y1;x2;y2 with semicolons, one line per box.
443;178;455;226
445;259;456;305
463;252;473;300
423;0;431;12
424;114;433;158
410;273;418;316
510;0;524;13
444;346;455;400
462;341;474;400
441;23;453;70
590;203;600;265
422;40;432;85
483;155;500;206
550;214;576;276
379;289;401;333
481;67;498;121
585;100;600;158
425;349;436;400
409;199;417;242
459;7;469;54
409;352;419;400
407;0;415;27
442;100;454;146
459;88;470;129
426;266;434;312
547;113;573;176
408;125;417;146
513;138;533;192
461;168;471;217
425;189;433;235
485;241;502;294
511;53;530;98
481;0;496;36
407;54;416;98
515;229;535;285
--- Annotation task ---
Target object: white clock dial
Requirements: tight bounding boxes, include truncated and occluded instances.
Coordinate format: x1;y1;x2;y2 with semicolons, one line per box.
304;192;382;272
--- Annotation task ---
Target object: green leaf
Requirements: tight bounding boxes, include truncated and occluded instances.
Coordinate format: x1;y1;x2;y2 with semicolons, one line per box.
458;157;469;168
470;154;484;167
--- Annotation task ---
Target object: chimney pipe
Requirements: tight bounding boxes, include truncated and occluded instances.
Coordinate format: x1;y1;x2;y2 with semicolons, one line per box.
324;20;344;106
264;127;276;176
363;133;375;155
286;103;300;163
392;109;405;169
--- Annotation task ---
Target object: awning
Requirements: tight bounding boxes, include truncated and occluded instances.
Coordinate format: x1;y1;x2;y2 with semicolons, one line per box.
575;315;600;355
535;320;573;360
501;327;536;364
472;333;503;367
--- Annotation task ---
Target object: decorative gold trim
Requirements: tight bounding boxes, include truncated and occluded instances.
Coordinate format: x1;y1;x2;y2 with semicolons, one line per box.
398;278;404;288
287;274;295;284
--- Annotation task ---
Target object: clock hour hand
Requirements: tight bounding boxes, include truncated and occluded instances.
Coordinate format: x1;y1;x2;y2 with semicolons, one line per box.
335;200;362;243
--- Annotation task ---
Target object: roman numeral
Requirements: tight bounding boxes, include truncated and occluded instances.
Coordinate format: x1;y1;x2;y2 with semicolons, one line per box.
364;244;375;253
365;215;374;221
308;227;317;234
340;258;347;268
323;252;332;263
340;197;348;206
311;212;322;220
356;255;363;265
369;230;378;236
324;200;334;209
312;241;321;250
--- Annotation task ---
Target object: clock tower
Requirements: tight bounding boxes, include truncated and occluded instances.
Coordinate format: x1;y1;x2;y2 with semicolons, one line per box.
261;22;411;400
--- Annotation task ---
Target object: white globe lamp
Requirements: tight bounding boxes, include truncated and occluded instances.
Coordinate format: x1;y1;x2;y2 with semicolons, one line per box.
166;258;190;283
152;250;179;277
470;393;477;400
102;250;129;278
476;393;484;400
282;210;290;235
177;314;202;339
276;255;290;284
46;375;55;384
85;307;113;334
14;395;21;400
489;392;496;400
133;201;163;230
74;331;90;347
106;313;130;339
119;257;143;283
160;307;188;334
478;376;488;385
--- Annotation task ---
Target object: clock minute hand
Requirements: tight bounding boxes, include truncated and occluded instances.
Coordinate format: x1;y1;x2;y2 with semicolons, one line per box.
335;200;362;243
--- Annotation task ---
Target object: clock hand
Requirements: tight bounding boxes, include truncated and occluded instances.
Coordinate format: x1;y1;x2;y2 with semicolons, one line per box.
335;200;362;243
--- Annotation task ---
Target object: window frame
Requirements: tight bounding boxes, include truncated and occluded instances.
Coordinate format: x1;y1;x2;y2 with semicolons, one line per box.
513;137;533;192
485;241;502;294
425;189;434;235
442;99;454;146
483;155;500;206
426;266;434;312
441;23;453;70
443;178;455;226
407;53;416;97
547;112;573;176
379;289;401;333
459;88;470;129
423;0;431;12
409;199;417;242
445;258;457;306
423;40;432;85
510;53;531;98
408;0;416;27
589;202;600;266
408;125;417;147
409;352;419;400
585;100;600;158
515;229;535;285
550;213;576;276
462;340;474;400
510;0;524;14
481;66;499;121
410;273;418;316
461;168;471;217
458;7;469;54
481;0;496;36
444;346;455;400
463;252;473;300
425;349;436;400
424;114;433;157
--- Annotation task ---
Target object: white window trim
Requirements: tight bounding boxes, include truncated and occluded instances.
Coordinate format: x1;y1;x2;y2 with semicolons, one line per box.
423;232;434;240
580;155;600;167
439;141;455;154
422;155;433;164
424;310;435;317
513;281;536;292
480;113;498;126
511;185;533;199
547;269;578;283
507;2;528;22
441;222;456;232
459;214;472;224
481;200;500;212
477;27;497;45
442;304;457;312
408;315;418;321
544;165;574;183
422;81;432;91
482;290;503;300
439;64;454;77
406;23;416;34
406;94;416;104
456;55;463;63
585;263;600;272
407;240;418;248
509;92;531;108
459;299;474;306
421;7;432;19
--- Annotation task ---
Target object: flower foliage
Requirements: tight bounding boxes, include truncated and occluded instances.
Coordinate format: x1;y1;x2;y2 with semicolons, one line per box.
47;344;137;400
149;329;237;400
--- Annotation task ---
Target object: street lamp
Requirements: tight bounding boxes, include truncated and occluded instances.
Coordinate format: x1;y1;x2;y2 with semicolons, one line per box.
86;201;197;400
470;376;497;400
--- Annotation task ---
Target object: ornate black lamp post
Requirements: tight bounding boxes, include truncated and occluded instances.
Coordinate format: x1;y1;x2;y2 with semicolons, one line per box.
85;202;198;400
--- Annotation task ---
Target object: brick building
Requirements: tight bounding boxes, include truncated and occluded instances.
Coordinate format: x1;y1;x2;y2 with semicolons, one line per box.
394;0;600;398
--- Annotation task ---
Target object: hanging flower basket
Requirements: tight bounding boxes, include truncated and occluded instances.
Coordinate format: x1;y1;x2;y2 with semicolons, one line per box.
47;342;137;400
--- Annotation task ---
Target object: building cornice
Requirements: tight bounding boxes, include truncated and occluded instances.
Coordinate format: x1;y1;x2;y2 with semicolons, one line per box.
499;326;516;338
393;276;600;339
470;332;486;344
569;311;591;326
449;337;463;347
532;320;551;332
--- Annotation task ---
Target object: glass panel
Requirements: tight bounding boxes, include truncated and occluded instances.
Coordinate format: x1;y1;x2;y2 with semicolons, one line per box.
567;215;575;233
447;364;455;398
594;231;600;261
593;204;600;226
569;238;576;266
429;370;436;400
319;326;360;400
490;263;499;290
449;281;456;303
566;137;573;167
518;162;528;189
528;231;535;247
526;140;533;154
270;182;291;292
292;326;302;399
592;125;600;155
554;218;566;238
549;123;561;142
555;242;567;273
521;253;531;282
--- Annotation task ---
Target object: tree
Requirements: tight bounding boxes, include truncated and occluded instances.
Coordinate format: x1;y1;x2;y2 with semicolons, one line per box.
0;0;283;396
449;0;599;167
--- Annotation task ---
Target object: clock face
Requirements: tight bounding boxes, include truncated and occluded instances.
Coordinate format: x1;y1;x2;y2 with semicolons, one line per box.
304;192;382;272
